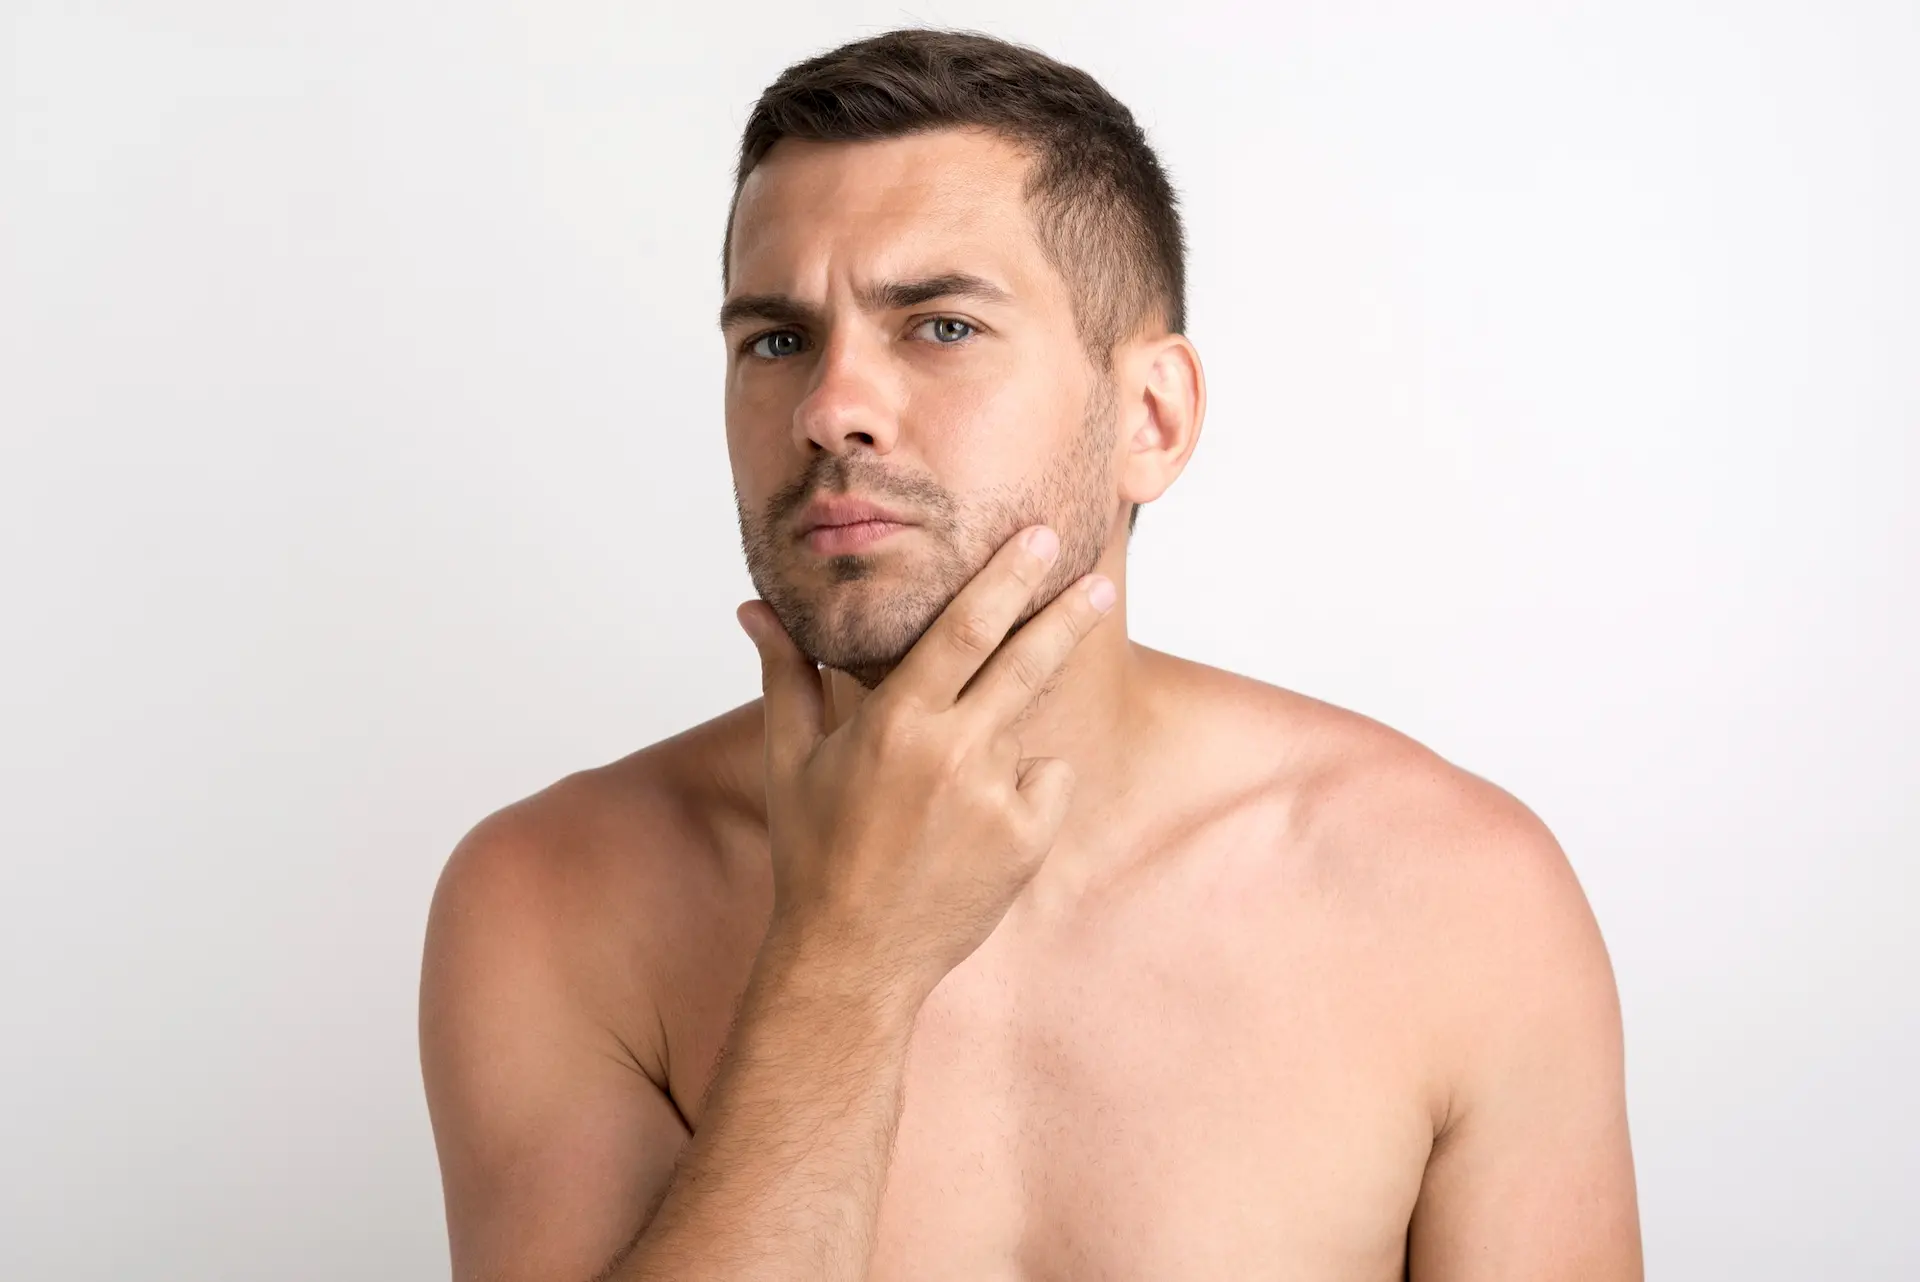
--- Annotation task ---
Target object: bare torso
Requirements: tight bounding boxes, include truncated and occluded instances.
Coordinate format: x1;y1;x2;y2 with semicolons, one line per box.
581;647;1465;1281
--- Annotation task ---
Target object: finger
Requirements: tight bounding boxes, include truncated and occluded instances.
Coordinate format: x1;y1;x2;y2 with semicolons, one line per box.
737;601;824;777
959;572;1115;731
887;524;1061;710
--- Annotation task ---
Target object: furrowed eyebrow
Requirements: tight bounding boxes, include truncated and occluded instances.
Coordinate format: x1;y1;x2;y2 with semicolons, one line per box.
717;294;820;334
717;272;1014;333
858;272;1013;312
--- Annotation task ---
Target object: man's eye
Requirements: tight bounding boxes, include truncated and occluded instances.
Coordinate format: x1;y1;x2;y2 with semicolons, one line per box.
919;317;976;344
748;331;806;359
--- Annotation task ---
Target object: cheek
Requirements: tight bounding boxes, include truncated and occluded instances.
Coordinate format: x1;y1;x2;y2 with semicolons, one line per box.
723;369;805;477
909;371;1073;493
725;364;794;428
913;351;1082;451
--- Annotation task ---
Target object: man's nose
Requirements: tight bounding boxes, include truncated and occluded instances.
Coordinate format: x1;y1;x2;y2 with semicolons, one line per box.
792;328;899;457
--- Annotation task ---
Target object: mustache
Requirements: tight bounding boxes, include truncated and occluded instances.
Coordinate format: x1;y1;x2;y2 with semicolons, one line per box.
778;466;951;528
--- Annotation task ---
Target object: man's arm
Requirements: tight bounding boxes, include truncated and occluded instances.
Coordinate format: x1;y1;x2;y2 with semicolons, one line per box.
419;809;919;1282
1404;792;1643;1280
419;807;690;1281
618;929;919;1281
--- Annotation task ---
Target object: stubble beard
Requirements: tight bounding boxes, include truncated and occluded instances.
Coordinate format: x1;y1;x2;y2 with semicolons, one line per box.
737;377;1120;692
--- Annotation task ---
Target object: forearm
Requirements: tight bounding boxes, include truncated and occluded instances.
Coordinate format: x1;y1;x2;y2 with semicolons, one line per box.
612;939;921;1282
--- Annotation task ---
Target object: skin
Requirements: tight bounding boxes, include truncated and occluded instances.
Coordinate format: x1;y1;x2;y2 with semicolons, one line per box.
419;126;1642;1281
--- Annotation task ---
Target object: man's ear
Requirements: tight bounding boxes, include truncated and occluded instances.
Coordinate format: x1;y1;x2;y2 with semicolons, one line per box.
1115;332;1206;510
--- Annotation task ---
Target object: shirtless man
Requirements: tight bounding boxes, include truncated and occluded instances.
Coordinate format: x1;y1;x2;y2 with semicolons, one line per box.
418;28;1641;1282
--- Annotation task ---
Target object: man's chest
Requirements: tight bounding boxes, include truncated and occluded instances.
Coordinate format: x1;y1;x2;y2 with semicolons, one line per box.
859;891;1436;1282
665;757;1446;1281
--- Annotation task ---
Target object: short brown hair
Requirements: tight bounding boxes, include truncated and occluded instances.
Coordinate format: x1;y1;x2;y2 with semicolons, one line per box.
723;28;1189;538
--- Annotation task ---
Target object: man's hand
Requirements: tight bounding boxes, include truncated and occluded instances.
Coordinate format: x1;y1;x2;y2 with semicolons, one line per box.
736;522;1117;1004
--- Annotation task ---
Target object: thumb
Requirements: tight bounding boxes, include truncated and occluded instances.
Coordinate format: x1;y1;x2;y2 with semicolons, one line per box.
737;601;824;772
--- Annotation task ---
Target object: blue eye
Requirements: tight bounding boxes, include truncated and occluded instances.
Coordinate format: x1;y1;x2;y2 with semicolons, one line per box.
923;317;976;343
748;330;806;359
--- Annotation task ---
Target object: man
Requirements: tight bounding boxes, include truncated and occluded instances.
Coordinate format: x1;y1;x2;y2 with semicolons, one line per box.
418;27;1641;1282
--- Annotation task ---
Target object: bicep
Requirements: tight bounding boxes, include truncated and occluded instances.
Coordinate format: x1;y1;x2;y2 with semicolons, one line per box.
1405;821;1642;1280
420;826;692;1282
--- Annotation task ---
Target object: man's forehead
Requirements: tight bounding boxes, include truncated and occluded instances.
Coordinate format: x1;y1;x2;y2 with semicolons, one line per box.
727;129;1050;296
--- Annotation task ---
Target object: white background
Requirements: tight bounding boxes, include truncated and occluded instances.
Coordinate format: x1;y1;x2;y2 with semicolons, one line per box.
3;2;1915;1278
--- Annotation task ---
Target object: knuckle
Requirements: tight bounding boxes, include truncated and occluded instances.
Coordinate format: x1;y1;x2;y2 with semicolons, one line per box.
1005;550;1046;588
866;696;919;750
946;610;1000;656
1003;644;1051;693
944;738;981;781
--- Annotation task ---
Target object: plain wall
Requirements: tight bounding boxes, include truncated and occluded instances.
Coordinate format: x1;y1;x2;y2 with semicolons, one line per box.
3;1;1915;1277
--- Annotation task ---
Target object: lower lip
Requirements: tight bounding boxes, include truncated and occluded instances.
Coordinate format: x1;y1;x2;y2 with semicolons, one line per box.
804;520;914;554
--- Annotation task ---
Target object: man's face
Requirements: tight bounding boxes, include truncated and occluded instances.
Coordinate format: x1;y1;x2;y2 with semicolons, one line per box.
723;127;1123;690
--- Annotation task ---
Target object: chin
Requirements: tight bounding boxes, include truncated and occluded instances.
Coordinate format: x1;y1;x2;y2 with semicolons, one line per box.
751;538;974;673
805;626;916;681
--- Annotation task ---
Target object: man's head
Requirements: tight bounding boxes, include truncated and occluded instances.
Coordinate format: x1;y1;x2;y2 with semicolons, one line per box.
723;28;1203;689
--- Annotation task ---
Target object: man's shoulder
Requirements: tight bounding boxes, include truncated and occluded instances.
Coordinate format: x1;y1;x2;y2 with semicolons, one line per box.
439;697;761;894
1194;663;1571;899
1220;667;1619;1073
1183;666;1621;1123
1178;659;1601;974
424;701;767;1035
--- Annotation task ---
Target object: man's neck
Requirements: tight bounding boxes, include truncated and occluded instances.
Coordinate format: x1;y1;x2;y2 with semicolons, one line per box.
818;593;1160;912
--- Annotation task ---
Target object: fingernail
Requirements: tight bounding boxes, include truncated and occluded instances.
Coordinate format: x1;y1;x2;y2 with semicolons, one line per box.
1023;526;1058;559
1087;576;1116;612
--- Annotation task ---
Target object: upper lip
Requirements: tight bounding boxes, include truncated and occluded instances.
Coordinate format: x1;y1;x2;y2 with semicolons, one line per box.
797;496;917;534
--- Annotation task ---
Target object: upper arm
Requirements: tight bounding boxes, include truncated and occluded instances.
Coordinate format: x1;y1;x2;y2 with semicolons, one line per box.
419;807;693;1282
1404;791;1643;1281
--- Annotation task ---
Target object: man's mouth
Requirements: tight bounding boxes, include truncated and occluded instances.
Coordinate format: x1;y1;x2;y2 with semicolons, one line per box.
802;519;915;555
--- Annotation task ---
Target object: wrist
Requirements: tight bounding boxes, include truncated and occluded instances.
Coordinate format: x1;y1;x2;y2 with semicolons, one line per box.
749;922;927;1041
